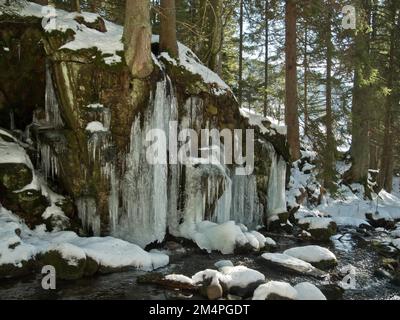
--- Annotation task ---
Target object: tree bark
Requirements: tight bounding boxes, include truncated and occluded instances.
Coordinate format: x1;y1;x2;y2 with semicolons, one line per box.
123;0;154;78
159;0;179;58
285;0;300;160
379;1;397;192
323;10;335;189
263;0;269;117
350;2;372;184
75;0;81;13
238;0;243;107
303;25;308;137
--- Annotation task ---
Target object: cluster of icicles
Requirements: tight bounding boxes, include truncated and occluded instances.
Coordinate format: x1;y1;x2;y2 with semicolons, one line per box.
38;65;287;248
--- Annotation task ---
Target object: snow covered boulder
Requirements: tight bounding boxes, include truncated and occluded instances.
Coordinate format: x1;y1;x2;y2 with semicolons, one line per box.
294;282;326;300
219;265;265;298
0;216;37;279
179;221;267;254
38;243;87;280
297;217;337;242
192;266;265;299
365;212;395;230
260;253;326;278
253;281;297;300
283;245;337;270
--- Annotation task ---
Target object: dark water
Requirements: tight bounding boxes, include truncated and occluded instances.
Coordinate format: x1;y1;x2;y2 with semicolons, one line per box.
0;229;399;300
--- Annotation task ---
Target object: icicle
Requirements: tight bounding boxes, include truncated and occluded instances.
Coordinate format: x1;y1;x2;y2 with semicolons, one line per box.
75;197;101;236
267;144;287;218
110;78;171;247
45;60;64;128
39;143;59;180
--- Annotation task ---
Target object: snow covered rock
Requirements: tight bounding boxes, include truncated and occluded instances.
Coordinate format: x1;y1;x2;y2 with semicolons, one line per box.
365;212;395;230
38;243;87;280
297;217;337;242
294;282;326;300
214;260;234;269
283;245;337;270
0;205;169;279
179;221;267;254
192;266;265;298
253;281;297;300
260;253;326;278
253;280;326;300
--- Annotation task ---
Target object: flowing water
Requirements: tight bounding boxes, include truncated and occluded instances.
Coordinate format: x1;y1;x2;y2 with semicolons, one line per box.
0;228;398;300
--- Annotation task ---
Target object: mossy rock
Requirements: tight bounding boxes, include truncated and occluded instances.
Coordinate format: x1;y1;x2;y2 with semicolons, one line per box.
38;250;86;280
83;256;99;277
55;197;75;219
297;221;337;242
13;189;49;217
0;163;33;190
0;259;36;279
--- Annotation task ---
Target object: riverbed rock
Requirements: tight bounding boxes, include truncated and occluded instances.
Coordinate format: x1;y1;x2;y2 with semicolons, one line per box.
253;281;297;300
38;244;86;280
294;282;326;300
297;217;337;242
260;252;326;278
283;245;337;270
366;212;395;230
319;283;344;300
219;265;265;298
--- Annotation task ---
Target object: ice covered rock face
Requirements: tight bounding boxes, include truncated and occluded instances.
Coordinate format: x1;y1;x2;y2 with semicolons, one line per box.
0;2;289;249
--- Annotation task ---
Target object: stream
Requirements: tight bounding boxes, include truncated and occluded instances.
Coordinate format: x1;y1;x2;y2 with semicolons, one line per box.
0;228;399;300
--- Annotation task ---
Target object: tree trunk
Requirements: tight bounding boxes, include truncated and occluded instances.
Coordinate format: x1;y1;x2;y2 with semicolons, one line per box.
238;0;244;107
197;0;222;72
323;10;335;189
263;0;269;117
285;0;300;160
123;0;153;78
75;0;81;13
303;25;308;137
350;2;372;184
379;1;397;192
159;0;179;57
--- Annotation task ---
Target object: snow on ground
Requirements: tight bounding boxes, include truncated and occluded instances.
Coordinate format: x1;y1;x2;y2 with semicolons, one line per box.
0;204;169;270
283;245;337;264
286;147;320;210
297;216;334;230
178;220;267;254
315;184;400;226
239;108;287;136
